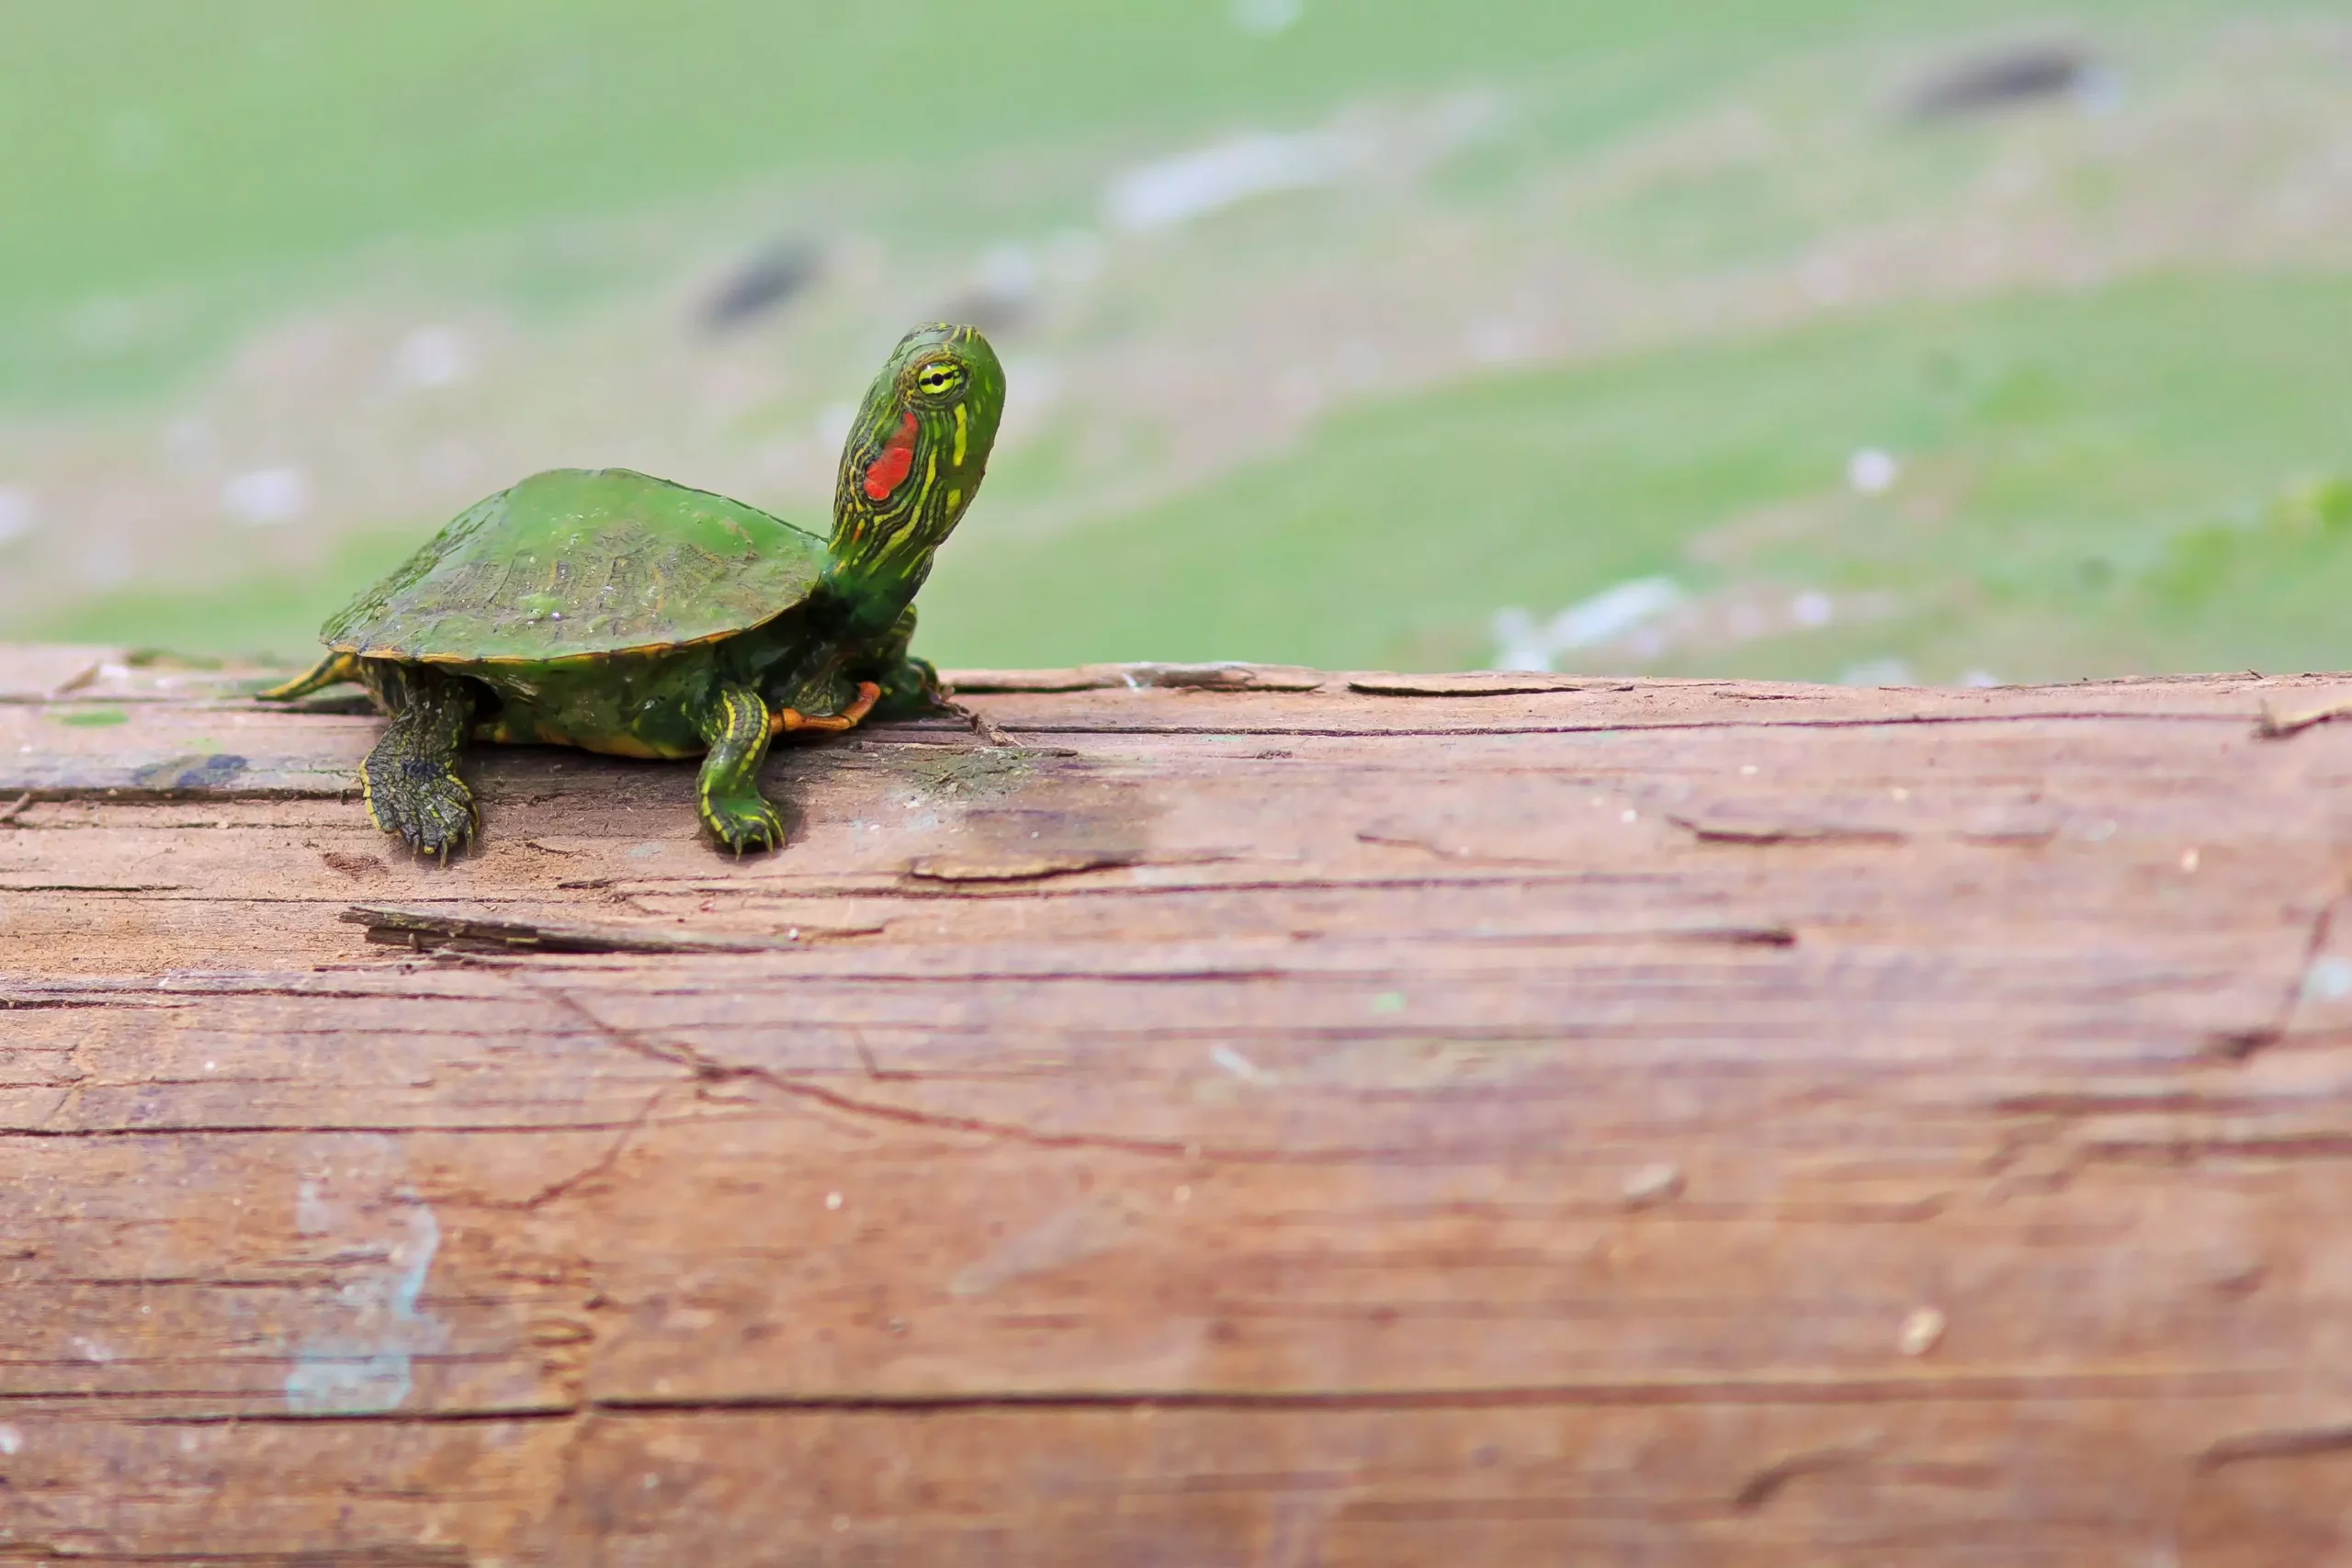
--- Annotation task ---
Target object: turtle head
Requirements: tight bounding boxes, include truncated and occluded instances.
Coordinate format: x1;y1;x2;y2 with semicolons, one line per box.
828;322;1006;593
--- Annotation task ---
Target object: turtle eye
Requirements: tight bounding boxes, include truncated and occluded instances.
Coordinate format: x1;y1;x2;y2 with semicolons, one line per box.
915;361;965;398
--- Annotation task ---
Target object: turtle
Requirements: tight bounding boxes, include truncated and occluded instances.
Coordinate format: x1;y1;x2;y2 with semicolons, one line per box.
258;321;1005;857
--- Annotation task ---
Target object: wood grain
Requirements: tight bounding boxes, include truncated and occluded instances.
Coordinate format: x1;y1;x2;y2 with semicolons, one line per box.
5;642;2352;1564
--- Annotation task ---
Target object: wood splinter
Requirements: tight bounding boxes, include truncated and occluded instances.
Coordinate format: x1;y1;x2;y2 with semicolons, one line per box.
943;696;1021;749
340;904;876;955
2255;698;2352;739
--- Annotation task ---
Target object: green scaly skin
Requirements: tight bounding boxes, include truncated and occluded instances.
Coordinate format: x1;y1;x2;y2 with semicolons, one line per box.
262;323;1006;856
356;661;479;858
695;682;784;855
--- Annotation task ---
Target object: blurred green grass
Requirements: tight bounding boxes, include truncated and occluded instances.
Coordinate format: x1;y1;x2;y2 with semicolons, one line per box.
926;270;2352;680
0;0;2164;404
49;270;2352;682
1;0;2084;297
10;0;2351;682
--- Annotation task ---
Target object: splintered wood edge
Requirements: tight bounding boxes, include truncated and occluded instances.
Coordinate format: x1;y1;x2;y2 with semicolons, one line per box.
339;904;849;954
1347;673;1634;697
947;663;1329;693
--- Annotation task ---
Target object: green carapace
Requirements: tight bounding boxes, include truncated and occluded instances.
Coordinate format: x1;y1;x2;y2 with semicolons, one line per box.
262;323;1005;856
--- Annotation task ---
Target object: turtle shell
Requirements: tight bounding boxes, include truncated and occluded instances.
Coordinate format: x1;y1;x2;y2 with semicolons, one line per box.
322;468;828;663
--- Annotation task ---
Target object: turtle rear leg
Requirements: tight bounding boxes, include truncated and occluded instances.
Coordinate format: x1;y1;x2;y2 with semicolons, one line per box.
257;650;360;703
775;681;881;736
696;682;787;855
360;665;479;861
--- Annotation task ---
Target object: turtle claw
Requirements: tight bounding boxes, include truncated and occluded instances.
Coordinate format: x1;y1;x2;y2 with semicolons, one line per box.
701;795;787;856
364;764;477;861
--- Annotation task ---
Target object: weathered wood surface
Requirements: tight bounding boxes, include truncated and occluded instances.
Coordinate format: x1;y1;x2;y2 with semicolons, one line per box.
8;642;2352;1564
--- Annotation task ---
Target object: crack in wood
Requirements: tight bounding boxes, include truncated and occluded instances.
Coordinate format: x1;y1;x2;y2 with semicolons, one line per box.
469;1089;670;1213
341;903;866;954
2198;1421;2352;1471
0;1119;658;1140
529;981;1200;1163
1347;674;1636;697
1668;811;1906;846
97;1366;2279;1429
2233;891;2348;1059
1731;1438;1880;1510
950;662;1328;694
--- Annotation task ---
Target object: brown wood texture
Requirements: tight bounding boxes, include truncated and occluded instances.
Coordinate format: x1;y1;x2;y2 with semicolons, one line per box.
7;643;2352;1564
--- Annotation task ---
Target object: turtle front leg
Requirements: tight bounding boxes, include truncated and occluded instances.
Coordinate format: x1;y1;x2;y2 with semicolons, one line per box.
695;682;787;855
865;605;946;721
359;664;479;861
862;604;1014;745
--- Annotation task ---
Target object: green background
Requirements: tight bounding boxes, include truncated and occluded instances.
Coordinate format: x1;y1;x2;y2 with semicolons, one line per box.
7;0;2348;682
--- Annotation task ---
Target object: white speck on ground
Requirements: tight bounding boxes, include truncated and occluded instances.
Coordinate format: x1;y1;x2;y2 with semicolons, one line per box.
394;326;474;389
1848;448;1901;494
825;1191;842;1210
1231;0;1304;36
0;488;36;546
1490;577;1683;671
1105;129;1358;231
2180;847;2200;873
221;467;311;526
1465;318;1529;364
2303;955;2352;1000
0;1425;20;1454
1899;1306;1947;1356
1622;1162;1685;1207
1210;1043;1265;1081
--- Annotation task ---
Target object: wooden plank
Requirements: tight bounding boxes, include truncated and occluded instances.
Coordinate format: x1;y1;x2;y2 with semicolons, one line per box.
5;645;2352;1562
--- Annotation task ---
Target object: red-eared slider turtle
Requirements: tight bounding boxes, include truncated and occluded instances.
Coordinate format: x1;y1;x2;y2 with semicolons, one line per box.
260;322;1004;856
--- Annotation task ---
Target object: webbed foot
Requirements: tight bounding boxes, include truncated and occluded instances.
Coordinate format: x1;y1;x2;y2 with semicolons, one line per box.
358;666;479;860
699;792;787;856
366;759;477;859
695;682;787;855
872;655;947;720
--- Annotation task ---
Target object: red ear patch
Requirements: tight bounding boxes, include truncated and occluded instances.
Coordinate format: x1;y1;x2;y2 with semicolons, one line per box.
862;412;921;502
